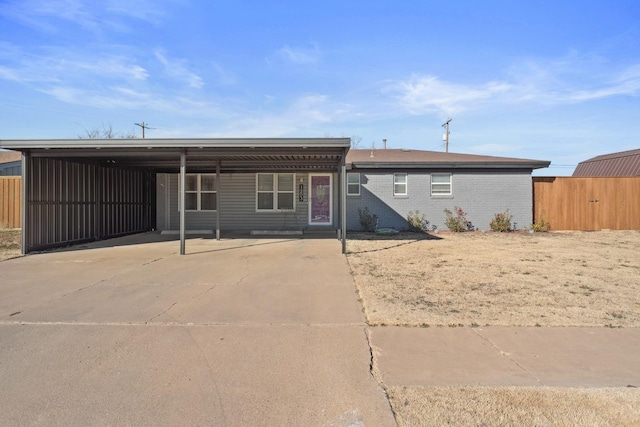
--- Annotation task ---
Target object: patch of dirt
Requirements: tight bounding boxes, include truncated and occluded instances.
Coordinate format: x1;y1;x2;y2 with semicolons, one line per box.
388;386;640;426
0;229;21;261
347;231;640;327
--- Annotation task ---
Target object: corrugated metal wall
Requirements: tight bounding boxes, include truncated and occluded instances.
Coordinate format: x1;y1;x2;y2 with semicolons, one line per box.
0;162;21;176
24;156;156;252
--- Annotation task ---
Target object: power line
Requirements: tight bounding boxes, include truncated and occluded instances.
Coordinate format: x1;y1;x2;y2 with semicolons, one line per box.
134;122;155;139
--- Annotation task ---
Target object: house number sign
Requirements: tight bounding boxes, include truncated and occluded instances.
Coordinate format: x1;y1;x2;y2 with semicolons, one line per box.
299;183;304;202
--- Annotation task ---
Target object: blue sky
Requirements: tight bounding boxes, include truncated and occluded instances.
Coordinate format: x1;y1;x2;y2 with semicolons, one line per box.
1;0;639;175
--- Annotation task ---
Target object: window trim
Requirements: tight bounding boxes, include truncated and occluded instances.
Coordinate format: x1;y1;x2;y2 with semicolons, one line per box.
347;172;360;196
431;173;452;196
256;173;296;212
179;173;217;212
393;173;408;196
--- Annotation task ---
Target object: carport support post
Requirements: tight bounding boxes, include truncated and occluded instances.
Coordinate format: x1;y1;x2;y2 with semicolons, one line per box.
179;150;186;255
20;150;28;255
340;152;347;254
216;160;220;240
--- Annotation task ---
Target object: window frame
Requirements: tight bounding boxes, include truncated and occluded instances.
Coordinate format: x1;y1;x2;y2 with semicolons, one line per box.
393;173;408;196
347;172;360;196
256;173;296;212
431;173;452;196
179;173;217;212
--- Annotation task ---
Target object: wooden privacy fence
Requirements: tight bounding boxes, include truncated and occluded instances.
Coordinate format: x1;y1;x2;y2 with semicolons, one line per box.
533;177;640;231
0;177;22;228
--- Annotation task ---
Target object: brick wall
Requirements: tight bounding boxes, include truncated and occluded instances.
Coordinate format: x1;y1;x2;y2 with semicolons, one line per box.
347;170;533;231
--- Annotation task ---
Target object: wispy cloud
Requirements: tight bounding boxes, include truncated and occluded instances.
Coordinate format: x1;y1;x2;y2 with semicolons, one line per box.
385;75;512;116
154;50;204;89
0;0;167;33
387;55;640;117
0;44;148;84
219;94;354;137
0;43;214;115
274;44;321;65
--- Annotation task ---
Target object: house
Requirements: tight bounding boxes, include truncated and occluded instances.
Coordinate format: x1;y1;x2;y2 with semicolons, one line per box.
0;150;21;176
572;148;640;176
0;138;550;254
346;148;550;231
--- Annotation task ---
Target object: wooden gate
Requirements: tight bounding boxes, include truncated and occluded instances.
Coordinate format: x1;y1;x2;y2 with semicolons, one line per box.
0;177;22;228
533;177;640;230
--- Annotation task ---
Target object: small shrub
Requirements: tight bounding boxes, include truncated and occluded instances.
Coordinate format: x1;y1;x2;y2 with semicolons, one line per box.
530;212;551;232
407;210;435;232
443;206;468;232
489;209;513;232
357;207;378;232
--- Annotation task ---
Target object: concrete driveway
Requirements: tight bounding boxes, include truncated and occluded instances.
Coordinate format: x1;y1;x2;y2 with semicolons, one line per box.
0;233;396;426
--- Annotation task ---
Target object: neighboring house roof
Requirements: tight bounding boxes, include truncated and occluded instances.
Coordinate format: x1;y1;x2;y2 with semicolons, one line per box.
0;150;21;165
346;148;550;170
572;148;640;176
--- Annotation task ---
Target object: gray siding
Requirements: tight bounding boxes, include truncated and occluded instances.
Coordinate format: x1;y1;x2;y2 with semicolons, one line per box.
0;162;21;176
157;172;340;231
346;170;534;231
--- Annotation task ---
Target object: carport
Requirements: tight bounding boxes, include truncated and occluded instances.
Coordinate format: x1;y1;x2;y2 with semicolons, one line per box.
0;138;350;255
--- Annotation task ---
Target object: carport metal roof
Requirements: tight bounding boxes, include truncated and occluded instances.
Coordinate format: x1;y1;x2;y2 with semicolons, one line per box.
0;138;351;173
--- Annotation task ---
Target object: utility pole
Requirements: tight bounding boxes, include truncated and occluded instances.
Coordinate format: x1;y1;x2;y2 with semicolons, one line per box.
134;122;152;139
442;118;452;153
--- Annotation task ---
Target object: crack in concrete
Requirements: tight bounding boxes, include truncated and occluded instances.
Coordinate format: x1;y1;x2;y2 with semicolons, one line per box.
364;327;399;425
472;328;544;386
146;301;178;324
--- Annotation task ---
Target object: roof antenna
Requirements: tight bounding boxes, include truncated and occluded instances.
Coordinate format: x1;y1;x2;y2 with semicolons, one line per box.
441;118;452;153
370;142;375;158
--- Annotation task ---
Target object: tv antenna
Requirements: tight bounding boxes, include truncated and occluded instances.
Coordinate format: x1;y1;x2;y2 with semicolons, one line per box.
441;118;452;153
134;122;155;139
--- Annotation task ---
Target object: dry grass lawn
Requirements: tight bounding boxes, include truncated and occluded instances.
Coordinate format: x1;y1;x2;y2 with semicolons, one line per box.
0;229;21;262
388;386;640;426
347;230;640;327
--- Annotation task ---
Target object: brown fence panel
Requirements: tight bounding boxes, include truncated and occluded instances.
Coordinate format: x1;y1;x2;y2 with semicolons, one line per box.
533;177;640;230
0;177;22;228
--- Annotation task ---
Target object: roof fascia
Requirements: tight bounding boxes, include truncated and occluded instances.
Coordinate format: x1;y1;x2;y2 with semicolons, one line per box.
349;161;551;170
0;138;350;150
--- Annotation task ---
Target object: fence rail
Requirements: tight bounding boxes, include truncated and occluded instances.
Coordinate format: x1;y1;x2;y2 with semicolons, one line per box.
533;176;640;231
0;177;21;228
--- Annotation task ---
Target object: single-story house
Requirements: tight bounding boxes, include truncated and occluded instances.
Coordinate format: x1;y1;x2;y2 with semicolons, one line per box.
572;148;640;176
346;148;549;231
0;150;22;176
0;138;549;255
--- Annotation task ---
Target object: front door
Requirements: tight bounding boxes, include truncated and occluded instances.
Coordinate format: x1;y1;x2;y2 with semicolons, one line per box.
309;174;332;225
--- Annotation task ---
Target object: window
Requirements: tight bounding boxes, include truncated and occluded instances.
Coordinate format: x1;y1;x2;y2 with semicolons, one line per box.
181;174;216;211
257;173;295;211
431;173;452;195
347;173;360;196
394;173;407;196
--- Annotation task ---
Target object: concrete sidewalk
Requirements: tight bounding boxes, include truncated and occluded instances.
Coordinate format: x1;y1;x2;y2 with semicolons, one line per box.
369;326;640;387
